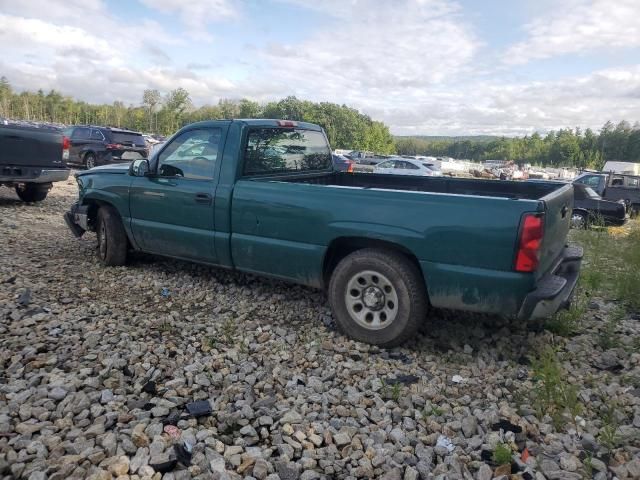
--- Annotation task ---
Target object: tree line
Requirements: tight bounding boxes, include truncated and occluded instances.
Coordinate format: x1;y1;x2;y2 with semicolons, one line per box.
396;121;640;169
0;77;395;154
2;76;637;167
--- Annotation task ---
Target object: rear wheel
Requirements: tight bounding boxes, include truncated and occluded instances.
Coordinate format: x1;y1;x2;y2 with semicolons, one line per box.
15;183;49;202
328;248;427;346
84;153;96;169
96;206;128;266
570;211;587;229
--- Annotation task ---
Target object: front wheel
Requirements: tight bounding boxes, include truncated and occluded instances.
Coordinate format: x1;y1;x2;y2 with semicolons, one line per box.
328;248;428;346
96;206;128;266
15;183;49;202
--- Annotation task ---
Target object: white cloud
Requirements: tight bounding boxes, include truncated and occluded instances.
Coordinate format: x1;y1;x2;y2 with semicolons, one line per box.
260;0;479;95
1;0;639;135
384;66;640;135
505;0;640;64
139;0;237;38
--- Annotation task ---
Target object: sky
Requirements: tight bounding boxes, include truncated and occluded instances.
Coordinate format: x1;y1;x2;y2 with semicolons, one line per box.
0;0;639;136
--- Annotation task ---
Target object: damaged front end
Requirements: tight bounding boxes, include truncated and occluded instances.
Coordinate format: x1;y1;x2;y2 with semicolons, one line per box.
64;202;90;238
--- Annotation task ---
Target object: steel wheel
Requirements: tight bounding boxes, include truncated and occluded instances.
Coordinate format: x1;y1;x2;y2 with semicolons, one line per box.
570;212;586;229
345;270;398;330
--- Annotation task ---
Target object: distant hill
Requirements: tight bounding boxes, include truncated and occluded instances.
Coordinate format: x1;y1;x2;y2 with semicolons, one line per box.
395;135;500;143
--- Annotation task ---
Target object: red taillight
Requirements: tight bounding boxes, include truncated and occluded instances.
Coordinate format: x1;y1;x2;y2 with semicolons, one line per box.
347;161;354;173
62;136;70;161
514;213;544;272
106;143;122;150
277;120;298;127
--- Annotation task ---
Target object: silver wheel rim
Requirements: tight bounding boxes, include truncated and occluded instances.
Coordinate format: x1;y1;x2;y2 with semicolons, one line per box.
86;156;95;169
571;213;585;229
345;270;398;330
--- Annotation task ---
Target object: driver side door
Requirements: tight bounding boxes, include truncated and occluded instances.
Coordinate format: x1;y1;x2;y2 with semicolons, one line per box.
129;127;225;262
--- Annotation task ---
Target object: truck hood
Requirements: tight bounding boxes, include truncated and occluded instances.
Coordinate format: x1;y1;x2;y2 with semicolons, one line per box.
75;163;131;177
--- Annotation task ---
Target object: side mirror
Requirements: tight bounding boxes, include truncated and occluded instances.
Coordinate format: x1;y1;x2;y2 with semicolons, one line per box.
130;159;150;177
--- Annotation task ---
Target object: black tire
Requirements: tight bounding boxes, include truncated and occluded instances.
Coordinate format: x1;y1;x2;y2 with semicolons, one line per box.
96;206;128;266
15;183;49;202
328;248;428;347
84;153;96;169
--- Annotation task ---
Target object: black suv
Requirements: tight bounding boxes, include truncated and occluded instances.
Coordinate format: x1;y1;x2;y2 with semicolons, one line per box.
63;126;148;169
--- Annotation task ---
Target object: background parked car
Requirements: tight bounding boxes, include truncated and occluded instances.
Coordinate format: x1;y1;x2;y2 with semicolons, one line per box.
373;158;443;177
571;182;627;228
332;153;354;172
63;126;148;168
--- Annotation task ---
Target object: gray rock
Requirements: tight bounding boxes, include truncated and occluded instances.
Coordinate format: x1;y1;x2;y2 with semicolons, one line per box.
276;460;300;480
281;410;303;424
461;416;477;437
404;466;419;480
476;464;492;480
253;458;270;480
48;387;68;400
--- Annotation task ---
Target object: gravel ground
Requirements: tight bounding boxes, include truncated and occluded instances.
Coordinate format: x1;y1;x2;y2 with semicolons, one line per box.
1;179;639;480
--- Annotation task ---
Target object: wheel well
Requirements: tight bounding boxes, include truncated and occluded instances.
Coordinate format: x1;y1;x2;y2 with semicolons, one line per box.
322;237;423;289
84;151;96;161
84;200;120;232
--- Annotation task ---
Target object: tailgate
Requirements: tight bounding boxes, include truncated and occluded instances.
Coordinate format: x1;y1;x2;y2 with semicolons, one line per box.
0;125;63;168
538;183;573;277
110;132;148;159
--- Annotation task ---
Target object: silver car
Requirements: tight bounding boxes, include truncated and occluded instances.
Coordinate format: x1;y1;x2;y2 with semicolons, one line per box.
373;158;443;177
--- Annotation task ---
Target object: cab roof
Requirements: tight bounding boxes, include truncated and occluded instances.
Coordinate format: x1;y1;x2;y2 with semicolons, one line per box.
187;119;323;131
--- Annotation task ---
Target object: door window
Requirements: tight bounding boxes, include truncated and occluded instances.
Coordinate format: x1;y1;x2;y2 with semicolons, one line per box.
72;127;90;140
90;129;105;141
157;128;221;180
376;161;394;168
398;161;419;170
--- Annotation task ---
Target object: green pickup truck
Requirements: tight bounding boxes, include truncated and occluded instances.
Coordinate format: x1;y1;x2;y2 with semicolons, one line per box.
65;119;582;346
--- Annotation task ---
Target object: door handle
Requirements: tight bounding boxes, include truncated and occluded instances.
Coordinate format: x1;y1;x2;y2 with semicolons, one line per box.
561;206;568;218
194;192;212;204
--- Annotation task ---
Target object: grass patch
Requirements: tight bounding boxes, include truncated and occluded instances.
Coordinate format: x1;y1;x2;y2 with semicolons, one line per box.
545;295;586;337
530;346;583;431
570;221;640;310
598;403;621;451
598;307;624;350
492;443;513;465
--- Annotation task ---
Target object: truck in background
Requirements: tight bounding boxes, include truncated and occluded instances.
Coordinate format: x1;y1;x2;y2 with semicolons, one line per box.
574;171;640;215
0;123;69;202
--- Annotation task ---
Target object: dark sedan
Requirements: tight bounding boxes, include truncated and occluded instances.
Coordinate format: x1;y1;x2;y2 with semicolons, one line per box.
571;182;627;228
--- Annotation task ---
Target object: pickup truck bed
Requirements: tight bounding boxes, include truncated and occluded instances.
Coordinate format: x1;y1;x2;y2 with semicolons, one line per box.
280;171;561;199
65;119;582;346
0;124;69;202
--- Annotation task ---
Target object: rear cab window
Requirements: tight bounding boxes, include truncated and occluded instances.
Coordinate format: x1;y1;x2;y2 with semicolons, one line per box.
243;128;331;176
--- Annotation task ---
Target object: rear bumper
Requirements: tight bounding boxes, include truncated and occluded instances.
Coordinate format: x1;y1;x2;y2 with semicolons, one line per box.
518;245;583;320
64;202;89;238
0;166;69;184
